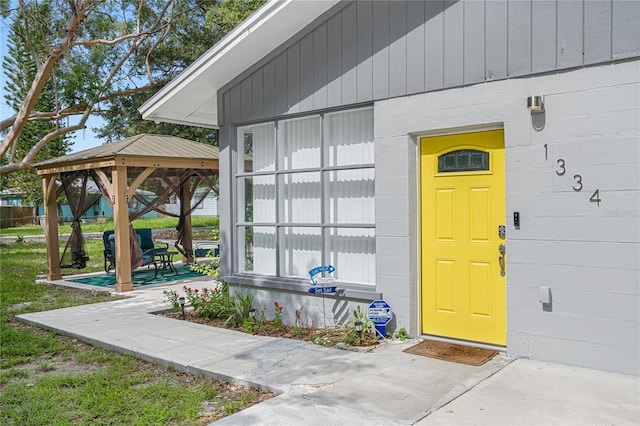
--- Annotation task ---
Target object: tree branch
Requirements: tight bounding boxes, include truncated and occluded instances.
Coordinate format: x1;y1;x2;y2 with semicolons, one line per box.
17;0;41;66
1;84;158;132
1;0;89;160
1;0;179;173
73;31;154;47
0;123;87;175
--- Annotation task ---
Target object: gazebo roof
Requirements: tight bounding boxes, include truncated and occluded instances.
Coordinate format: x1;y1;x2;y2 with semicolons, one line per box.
35;134;219;174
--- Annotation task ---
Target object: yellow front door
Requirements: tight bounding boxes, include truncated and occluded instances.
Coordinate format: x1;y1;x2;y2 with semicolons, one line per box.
420;130;506;346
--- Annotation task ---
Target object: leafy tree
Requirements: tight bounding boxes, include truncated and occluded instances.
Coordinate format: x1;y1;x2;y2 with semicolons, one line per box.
2;4;71;219
95;0;266;144
0;0;214;175
1;0;267;176
205;0;266;33
94;77;218;144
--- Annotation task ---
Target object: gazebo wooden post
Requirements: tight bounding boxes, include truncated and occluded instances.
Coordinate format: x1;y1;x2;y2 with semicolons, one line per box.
42;174;62;281
112;165;133;292
179;184;194;264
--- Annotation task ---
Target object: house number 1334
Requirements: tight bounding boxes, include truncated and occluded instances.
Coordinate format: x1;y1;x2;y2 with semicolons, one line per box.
544;145;601;206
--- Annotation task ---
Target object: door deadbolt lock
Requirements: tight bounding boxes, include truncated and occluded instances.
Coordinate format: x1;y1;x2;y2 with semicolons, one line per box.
498;225;506;239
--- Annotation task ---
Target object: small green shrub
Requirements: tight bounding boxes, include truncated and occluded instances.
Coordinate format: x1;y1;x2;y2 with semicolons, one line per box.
198;284;231;320
256;307;267;328
165;284;231;320
190;227;221;279
393;327;410;341
239;391;256;406
190;252;220;280
348;306;375;334
242;317;255;334
291;327;308;338
163;290;180;311
224;290;254;327
272;301;284;328
222;400;240;415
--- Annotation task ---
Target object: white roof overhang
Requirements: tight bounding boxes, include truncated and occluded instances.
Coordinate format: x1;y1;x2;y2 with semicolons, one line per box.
139;0;340;129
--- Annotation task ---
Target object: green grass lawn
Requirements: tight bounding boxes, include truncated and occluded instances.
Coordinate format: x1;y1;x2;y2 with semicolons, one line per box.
0;216;219;237
0;239;269;425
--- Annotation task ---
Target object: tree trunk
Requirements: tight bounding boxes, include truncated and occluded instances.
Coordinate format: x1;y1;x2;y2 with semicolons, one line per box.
32;202;39;225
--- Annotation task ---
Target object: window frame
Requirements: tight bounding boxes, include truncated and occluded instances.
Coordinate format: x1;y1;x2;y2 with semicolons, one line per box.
234;106;375;285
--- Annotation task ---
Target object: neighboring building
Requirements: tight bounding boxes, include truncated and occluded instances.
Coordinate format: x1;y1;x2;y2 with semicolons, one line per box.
37;185;158;221
163;189;218;217
0;189;30;206
192;188;219;217
0;189;36;228
140;0;640;375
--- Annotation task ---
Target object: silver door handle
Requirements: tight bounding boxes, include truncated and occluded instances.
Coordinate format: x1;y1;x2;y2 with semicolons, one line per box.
498;244;506;276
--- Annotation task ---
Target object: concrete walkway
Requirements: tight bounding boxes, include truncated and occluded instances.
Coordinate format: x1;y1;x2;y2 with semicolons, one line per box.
17;279;640;425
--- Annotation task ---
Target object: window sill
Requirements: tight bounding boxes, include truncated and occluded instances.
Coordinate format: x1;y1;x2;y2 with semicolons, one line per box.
223;274;381;301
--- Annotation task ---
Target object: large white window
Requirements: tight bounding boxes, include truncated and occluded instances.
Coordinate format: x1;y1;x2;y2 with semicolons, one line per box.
236;107;375;286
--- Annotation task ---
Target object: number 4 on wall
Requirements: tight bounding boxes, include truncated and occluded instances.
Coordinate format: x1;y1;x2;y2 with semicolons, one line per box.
589;189;601;206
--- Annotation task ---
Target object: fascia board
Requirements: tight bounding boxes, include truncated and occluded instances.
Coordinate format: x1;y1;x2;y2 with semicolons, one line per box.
139;0;340;127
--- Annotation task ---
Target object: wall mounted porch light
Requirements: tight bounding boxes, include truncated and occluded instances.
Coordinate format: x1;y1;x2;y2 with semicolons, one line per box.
527;95;544;113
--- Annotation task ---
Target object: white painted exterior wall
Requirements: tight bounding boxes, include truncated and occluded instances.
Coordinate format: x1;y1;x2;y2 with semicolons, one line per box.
141;0;640;376
191;192;218;217
163;193;218;217
375;61;639;375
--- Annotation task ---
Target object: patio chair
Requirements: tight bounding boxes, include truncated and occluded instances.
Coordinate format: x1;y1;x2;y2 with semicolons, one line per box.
194;240;220;264
107;234;159;280
103;228;167;276
194;240;220;257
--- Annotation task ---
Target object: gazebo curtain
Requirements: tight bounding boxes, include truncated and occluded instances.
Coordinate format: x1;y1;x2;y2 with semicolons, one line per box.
175;171;218;258
58;171;101;269
90;167;217;265
140;170;218;258
50;167;218;271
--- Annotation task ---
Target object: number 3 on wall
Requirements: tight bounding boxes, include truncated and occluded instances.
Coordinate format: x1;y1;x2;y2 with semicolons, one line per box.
572;174;583;191
544;146;601;206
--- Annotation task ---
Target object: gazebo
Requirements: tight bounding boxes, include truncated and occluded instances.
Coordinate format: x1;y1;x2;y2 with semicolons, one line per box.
34;134;219;292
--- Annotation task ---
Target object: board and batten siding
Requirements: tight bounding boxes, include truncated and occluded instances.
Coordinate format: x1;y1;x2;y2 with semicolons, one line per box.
220;0;640;126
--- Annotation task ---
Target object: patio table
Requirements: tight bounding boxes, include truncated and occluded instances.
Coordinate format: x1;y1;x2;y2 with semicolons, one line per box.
155;250;178;275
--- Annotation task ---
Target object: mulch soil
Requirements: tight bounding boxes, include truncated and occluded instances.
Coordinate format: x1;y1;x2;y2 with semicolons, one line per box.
162;310;380;347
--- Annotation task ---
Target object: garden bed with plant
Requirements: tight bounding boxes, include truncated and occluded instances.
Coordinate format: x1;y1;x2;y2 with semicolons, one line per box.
161;251;411;348
163;284;382;349
162;282;388;349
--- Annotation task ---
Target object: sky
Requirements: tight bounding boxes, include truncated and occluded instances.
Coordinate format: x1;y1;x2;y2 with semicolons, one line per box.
1;8;105;154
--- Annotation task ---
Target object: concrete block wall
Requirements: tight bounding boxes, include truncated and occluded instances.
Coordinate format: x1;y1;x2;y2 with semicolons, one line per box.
375;134;418;335
375;60;639;375
505;62;639;376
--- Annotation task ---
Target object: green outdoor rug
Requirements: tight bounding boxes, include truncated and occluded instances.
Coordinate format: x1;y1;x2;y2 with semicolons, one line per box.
67;264;206;288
